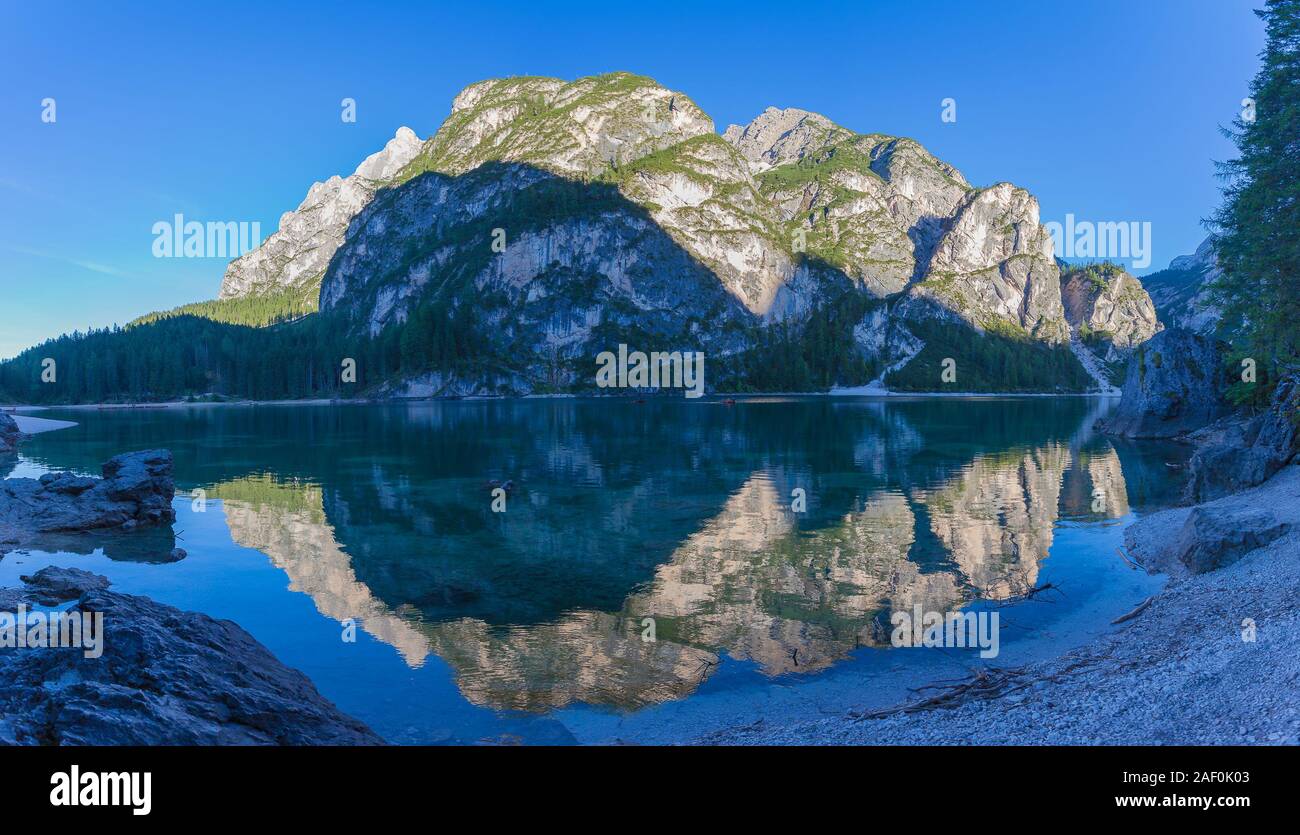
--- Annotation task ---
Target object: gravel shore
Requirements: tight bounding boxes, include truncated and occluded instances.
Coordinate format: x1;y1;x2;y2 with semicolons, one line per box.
703;465;1300;745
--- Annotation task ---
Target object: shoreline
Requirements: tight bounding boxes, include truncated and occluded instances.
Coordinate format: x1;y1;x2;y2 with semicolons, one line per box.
3;390;1121;412
702;464;1300;745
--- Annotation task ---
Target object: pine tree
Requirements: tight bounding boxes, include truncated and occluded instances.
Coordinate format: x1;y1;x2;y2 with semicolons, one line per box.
1211;0;1300;383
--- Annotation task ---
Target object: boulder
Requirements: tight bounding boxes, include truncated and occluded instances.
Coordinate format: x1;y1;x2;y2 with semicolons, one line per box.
0;569;384;745
0;449;177;543
1172;506;1291;574
18;565;112;605
1100;328;1231;438
1126;466;1300;577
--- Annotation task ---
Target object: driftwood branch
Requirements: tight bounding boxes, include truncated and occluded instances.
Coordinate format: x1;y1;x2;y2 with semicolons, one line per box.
1111;596;1154;625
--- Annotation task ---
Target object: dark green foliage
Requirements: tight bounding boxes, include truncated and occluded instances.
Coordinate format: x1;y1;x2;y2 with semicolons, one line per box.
713;290;883;392
1209;0;1300;382
1061;261;1125;291
0;299;501;404
886;317;1094;393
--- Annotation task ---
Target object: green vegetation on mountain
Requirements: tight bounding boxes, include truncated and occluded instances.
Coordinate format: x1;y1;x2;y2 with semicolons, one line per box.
131;285;318;328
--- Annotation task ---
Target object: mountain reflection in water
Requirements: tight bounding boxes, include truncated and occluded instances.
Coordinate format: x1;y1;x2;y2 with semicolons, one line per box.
7;397;1187;714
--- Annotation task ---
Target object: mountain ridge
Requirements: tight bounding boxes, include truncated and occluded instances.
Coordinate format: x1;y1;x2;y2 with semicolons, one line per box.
0;72;1178;402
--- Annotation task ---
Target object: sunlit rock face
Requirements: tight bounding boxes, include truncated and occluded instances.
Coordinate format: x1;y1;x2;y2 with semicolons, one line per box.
1060;266;1162;360
214;477;432;667
218;127;423;300
904;183;1070;342
729;108;973;300
407;73;716;179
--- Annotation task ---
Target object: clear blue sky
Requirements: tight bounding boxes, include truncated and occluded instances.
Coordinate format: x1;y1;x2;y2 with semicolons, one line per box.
0;0;1266;359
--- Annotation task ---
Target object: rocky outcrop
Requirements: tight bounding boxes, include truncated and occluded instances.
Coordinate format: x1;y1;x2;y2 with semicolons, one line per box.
1183;373;1300;502
217;126;424;300
722;107;851;173
0;413;20;453
1173;506;1291;574
0;569;383;745
1142;236;1223;335
0;450;176;543
1100;329;1230;438
902;183;1069;342
1059;264;1161;360
404;73;714;179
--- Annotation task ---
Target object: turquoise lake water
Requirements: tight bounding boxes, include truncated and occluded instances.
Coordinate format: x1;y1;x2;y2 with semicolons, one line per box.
0;396;1189;743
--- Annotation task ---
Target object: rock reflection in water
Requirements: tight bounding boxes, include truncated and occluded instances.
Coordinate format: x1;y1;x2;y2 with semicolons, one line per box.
210;443;1093;712
17;397;1183;714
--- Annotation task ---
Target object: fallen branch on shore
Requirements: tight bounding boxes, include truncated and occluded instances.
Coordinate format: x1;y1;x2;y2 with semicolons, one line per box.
1111;596;1154;625
852;657;1103;720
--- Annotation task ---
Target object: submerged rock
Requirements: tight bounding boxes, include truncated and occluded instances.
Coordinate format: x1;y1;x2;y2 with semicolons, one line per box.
18;565;111;605
0;449;176;542
1100;329;1230;438
0;569;384;745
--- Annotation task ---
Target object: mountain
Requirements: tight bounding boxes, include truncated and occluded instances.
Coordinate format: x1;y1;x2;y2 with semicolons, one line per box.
222;73;1086;393
5;72;1175;404
1141;236;1222;334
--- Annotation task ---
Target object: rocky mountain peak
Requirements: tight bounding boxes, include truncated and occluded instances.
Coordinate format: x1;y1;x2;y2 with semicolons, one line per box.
353;126;423;181
1142;235;1223;335
400;72;715;180
218;127;425;299
722;106;849;173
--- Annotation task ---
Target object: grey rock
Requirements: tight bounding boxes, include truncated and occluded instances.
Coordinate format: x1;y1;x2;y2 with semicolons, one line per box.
218;73;1100;393
1172;506;1291;574
1184;373;1300;502
0;449;177;543
1143;236;1224;334
722;106;851;173
1126;465;1300;577
18;565;112;605
0;570;384;745
1100;329;1230;438
218;127;424;300
905;183;1070;342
